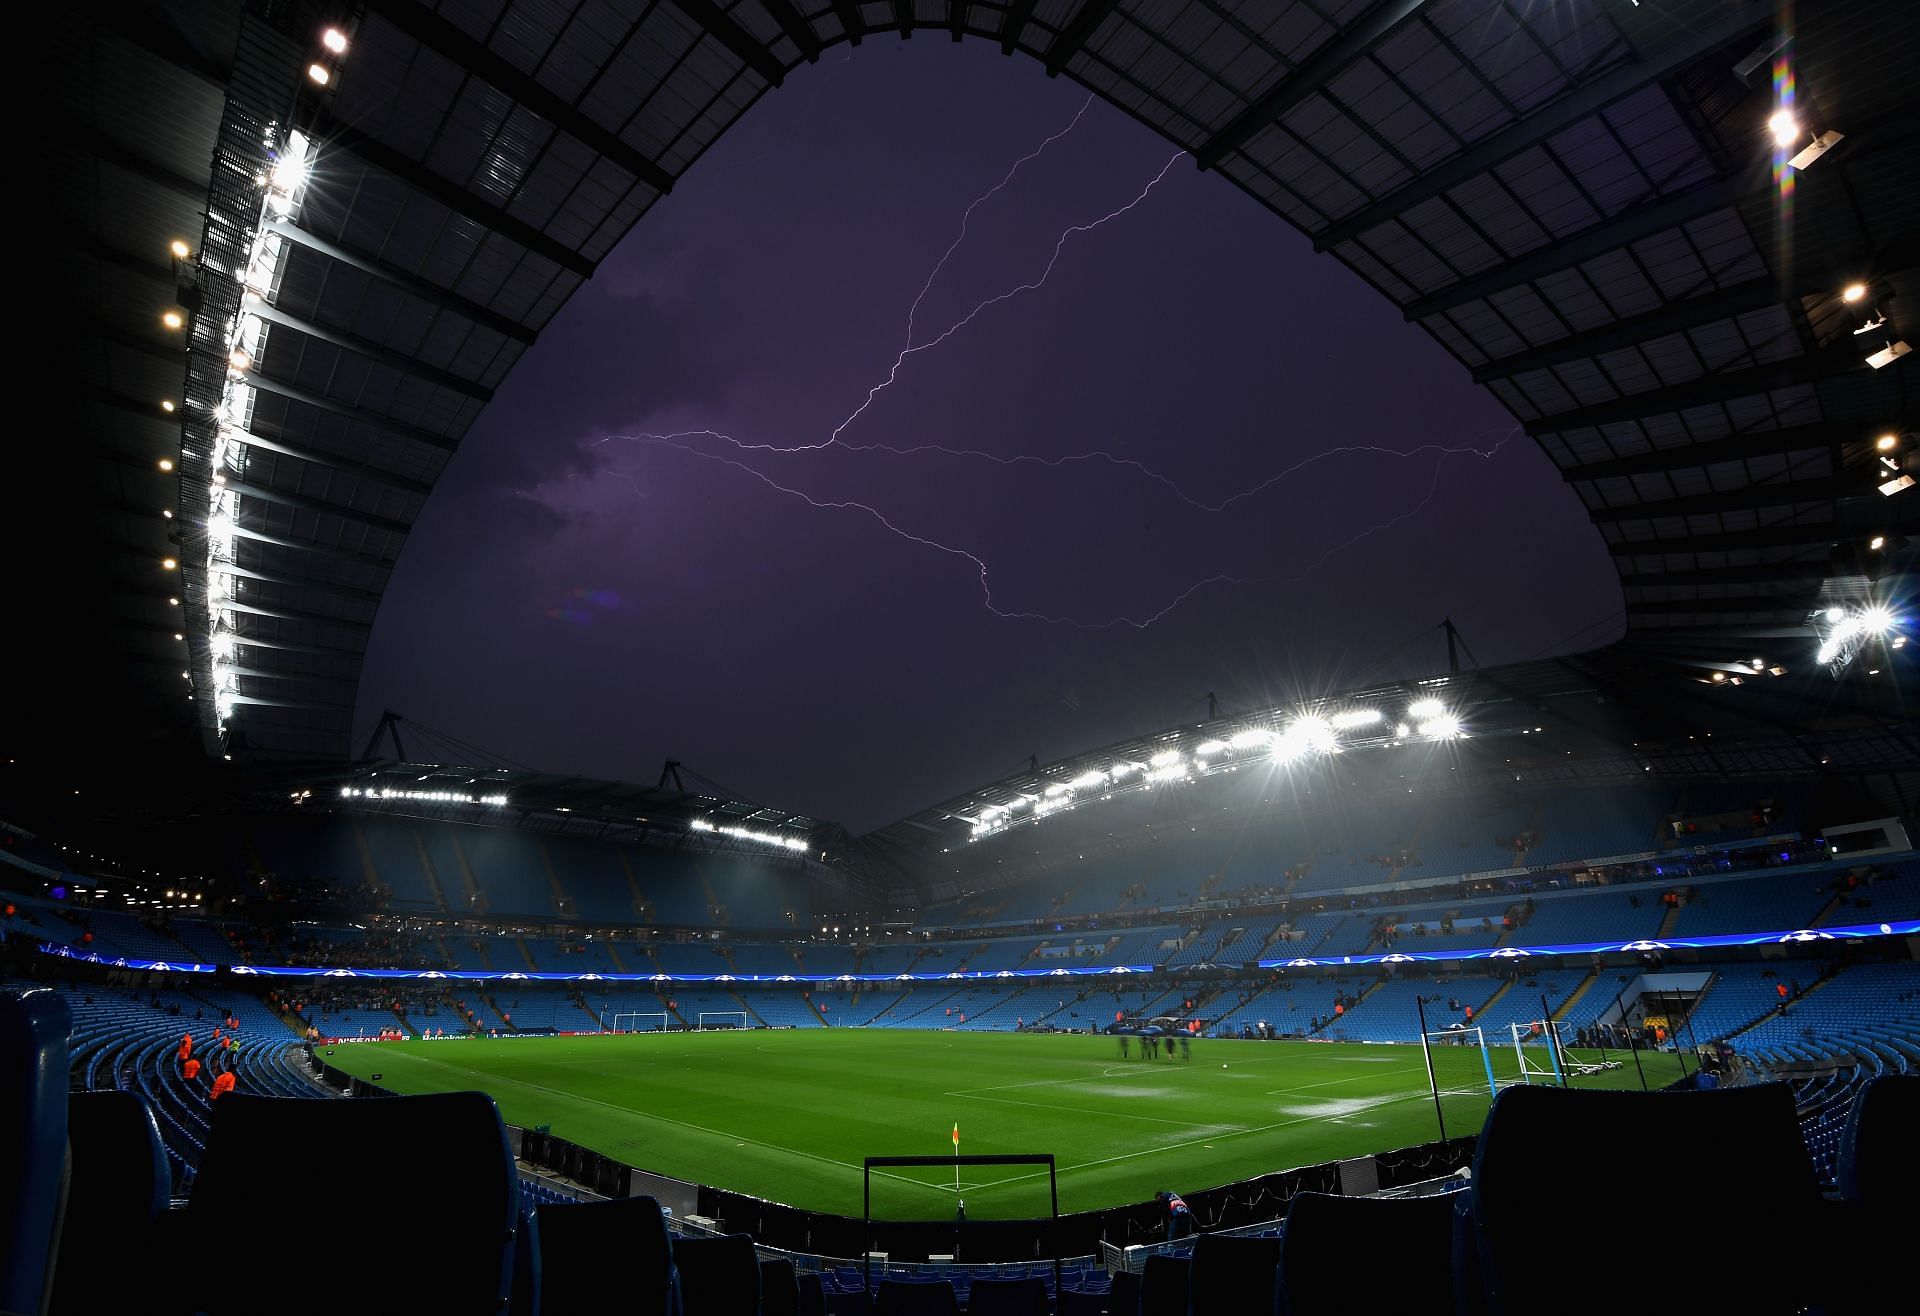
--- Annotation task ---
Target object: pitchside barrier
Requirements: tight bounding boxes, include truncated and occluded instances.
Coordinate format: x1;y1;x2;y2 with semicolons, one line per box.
863;1155;1059;1298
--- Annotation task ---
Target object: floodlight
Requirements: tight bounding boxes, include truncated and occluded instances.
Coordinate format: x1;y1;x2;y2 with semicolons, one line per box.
162;310;183;329
1227;729;1272;749
1825;606;1844;621
1768;110;1800;147
227;349;251;371
1149;749;1181;767
161;510;172;518
162;558;176;570
1044;784;1070;797
1069;770;1107;789
1289;715;1337;753
1880;474;1915;497
1842;283;1867;303
1788;129;1843;170
168;597;179;606
1329;708;1383;729
1866;340;1910;369
321;27;349;53
157;458;173;471
1407;696;1445;720
1417;714;1463;740
1751;658;1765;671
1870;536;1886;550
1193;741;1228;755
1879;434;1900;451
169;239;190;259
1853;314;1888;335
1710;671;1727;683
160;400;175;413
307;63;330;85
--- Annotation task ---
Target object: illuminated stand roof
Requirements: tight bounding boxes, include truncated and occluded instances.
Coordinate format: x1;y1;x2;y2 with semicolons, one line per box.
60;1;1913;769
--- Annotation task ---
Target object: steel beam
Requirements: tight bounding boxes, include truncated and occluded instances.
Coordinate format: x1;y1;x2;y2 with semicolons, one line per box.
1313;0;1776;252
230;523;398;569
949;1;969;43
667;0;786;85
1558;422;1863;482
358;0;676;196
1474;278;1785;383
1625;596;1818;616
1619;561;1830;588
245;300;493;402
759;0;821;61
1000;0;1037;54
225;478;414;537
1587;479;1850;522
311;115;595;278
1605;524;1841;557
263;218;534;346
1403;173;1747;321
226;426;435;498
238;368;459;454
1525;349;1862;435
1197;1;1431;168
218;560;383;603
218;597;374;632
892;2;914;38
833;1;865;46
1045;1;1120;76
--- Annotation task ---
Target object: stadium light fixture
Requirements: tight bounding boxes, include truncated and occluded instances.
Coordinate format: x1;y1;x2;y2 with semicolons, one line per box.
1788;129;1844;170
321;27;349;54
169;239;191;259
1227;729;1273;750
1068;770;1107;790
157;458;173;471
1870;536;1887;550
162;310;183;329
1842;283;1868;303
1407;696;1445;720
307;63;330;85
1816;605;1899;667
1867;340;1911;370
160;400;175;413
1878;434;1900;451
1149;749;1181;767
1768;109;1800;147
1417;714;1463;740
161;558;177;570
1328;708;1383;729
1881;474;1915;497
1193;740;1229;755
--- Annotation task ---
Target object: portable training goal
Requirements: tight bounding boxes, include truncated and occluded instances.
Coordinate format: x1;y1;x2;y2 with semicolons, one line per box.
1419;1025;1500;1100
601;1011;668;1034
1510;1019;1618;1079
697;1010;749;1031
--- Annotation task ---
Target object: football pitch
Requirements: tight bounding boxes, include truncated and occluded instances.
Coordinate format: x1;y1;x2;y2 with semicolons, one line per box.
318;1030;1684;1218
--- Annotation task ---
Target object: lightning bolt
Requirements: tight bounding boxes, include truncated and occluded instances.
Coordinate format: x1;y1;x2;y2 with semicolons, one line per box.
606;432;1517;629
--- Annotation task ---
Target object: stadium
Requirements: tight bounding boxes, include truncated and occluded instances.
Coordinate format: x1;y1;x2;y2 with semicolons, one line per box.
7;1;1918;1314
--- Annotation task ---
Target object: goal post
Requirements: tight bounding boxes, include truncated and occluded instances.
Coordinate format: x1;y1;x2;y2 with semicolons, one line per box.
696;1011;749;1031
1509;1019;1565;1085
601;1011;668;1034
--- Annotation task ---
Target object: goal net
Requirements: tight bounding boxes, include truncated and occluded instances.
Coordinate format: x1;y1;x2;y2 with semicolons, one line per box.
697;1011;749;1031
602;1011;668;1034
1511;1019;1618;1080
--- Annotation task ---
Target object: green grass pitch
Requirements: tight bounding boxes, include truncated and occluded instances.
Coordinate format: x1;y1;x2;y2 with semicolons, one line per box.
318;1030;1684;1218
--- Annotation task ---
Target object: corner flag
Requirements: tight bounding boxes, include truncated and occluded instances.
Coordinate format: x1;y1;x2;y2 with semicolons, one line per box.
952;1122;960;1149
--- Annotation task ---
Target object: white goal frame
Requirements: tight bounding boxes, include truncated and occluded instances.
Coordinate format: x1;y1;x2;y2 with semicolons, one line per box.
601;1011;668;1034
697;1011;750;1031
1419;1024;1499;1100
1511;1018;1618;1080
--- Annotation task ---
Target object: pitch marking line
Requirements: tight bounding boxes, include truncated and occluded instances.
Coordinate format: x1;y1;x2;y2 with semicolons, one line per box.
393;1052;956;1201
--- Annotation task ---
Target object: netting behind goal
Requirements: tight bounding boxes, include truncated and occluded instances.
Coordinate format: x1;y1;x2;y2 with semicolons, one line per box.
1510;1019;1619;1081
697;1011;749;1031
602;1011;667;1034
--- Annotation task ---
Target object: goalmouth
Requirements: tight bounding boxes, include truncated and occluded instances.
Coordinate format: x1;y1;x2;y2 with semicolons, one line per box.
601;1011;668;1034
697;1011;750;1031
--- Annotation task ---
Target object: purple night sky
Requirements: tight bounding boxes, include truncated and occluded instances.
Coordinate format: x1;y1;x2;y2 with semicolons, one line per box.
357;41;1621;832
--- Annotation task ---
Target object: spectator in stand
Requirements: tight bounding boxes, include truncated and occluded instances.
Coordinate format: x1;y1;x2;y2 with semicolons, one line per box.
182;1056;201;1082
210;1070;237;1100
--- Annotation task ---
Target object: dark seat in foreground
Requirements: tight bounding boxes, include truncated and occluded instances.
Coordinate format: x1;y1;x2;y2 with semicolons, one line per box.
2;986;71;1316
673;1233;761;1316
874;1277;959;1316
1469;1083;1820;1316
1188;1232;1280;1315
181;1092;520;1315
537;1195;677;1316
966;1275;1049;1316
52;1090;171;1315
1277;1191;1454;1316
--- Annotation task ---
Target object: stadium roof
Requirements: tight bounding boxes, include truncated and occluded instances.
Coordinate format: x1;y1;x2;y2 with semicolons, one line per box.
52;0;1917;777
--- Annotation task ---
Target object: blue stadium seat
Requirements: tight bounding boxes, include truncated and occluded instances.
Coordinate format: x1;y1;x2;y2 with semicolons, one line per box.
1109;1267;1143;1316
510;1203;542;1316
798;1270;827;1316
1468;1083;1818;1315
875;1278;959;1316
760;1258;801;1316
967;1275;1050;1316
183;1092;520;1314
1139;1255;1190;1316
1276;1192;1454;1316
1836;1073;1918;1209
1187;1233;1280;1315
536;1196;676;1316
1;985;71;1316
672;1234;761;1316
51;1090;170;1315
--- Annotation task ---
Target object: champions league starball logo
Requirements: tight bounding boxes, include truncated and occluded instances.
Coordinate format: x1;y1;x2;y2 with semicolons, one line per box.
1775;929;1834;943
1619;940;1672;951
1488;947;1533;958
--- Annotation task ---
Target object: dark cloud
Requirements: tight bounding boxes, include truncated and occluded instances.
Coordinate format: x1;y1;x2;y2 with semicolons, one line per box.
358;42;1618;831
